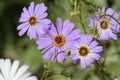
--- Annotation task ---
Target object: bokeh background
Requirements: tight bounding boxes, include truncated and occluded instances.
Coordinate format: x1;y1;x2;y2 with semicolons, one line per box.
0;0;120;80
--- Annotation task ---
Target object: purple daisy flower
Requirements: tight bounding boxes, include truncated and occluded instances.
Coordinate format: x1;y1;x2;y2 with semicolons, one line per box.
88;7;120;40
17;2;51;39
69;35;103;69
36;17;81;63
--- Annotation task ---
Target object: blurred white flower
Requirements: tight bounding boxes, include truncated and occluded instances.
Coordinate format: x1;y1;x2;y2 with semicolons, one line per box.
0;59;38;80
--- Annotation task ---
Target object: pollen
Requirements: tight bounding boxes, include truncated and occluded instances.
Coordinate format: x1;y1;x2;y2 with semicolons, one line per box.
52;34;66;47
78;46;89;57
100;19;108;30
28;16;38;26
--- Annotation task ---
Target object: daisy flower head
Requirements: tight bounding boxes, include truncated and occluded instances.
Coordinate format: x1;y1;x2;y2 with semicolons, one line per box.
88;7;120;40
0;58;38;80
36;17;81;63
69;35;103;69
17;2;51;39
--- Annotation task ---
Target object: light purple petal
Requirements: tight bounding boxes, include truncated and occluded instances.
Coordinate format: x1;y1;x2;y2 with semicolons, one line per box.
108;30;117;40
69;43;78;50
42;46;54;60
27;27;36;39
98;29;117;40
42;45;53;54
17;22;28;30
62;21;74;36
35;3;47;17
36;38;52;50
38;23;50;34
80;57;87;69
84;57;91;67
69;52;79;62
37;13;48;20
56;17;62;33
19;17;27;22
79;35;89;44
63;20;69;28
98;29;109;40
19;13;29;22
18;25;29;36
101;7;106;13
88;17;96;27
51;49;57;63
48;24;57;36
62;42;70;50
86;56;95;64
28;2;34;15
35;24;43;36
34;4;39;15
90;53;101;60
37;23;46;34
23;7;30;17
39;19;51;25
90;46;103;53
66;29;80;41
106;8;119;19
111;23;120;33
86;35;93;45
80;35;93;45
89;41;98;49
57;52;66;62
19;7;30;22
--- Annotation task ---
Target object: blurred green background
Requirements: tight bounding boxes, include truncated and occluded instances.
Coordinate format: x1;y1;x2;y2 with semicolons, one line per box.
1;0;120;80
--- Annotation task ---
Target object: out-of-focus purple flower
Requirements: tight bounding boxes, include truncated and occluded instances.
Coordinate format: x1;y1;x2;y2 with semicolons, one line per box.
17;2;51;39
69;35;103;69
88;7;120;40
36;17;81;63
114;78;118;80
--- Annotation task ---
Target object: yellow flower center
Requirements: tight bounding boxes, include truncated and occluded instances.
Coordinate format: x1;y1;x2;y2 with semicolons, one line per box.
100;19;108;30
28;16;38;26
52;34;66;47
78;46;89;57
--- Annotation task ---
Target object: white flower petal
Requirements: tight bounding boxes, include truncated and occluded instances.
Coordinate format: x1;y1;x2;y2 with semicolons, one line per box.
0;60;7;80
0;58;38;80
13;65;29;80
4;59;11;80
10;60;20;80
0;59;4;69
0;73;4;80
25;76;38;80
17;72;31;80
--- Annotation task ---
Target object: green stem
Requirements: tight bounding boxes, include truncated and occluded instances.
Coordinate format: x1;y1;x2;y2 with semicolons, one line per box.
48;74;65;80
81;0;98;10
74;0;77;12
95;62;106;80
95;43;112;80
40;69;47;80
40;63;55;80
79;1;87;34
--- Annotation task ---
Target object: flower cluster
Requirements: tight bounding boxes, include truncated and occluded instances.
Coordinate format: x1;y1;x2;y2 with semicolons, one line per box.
17;2;120;70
